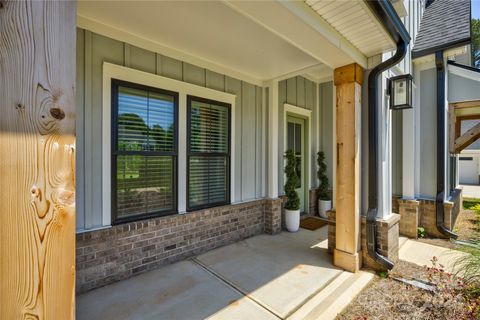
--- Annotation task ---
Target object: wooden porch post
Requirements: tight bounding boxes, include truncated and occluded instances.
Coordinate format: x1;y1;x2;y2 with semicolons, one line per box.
333;63;363;273
0;1;76;319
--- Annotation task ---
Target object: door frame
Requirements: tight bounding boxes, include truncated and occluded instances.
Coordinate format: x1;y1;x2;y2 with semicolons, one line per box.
284;103;312;213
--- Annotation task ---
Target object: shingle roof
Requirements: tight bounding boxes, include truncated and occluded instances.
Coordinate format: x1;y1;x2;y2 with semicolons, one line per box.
412;0;471;58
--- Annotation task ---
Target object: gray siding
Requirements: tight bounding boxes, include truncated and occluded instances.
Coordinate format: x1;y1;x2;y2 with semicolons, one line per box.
419;68;437;199
448;73;480;102
392;111;403;196
319;82;334;188
76;29;264;231
277;76;319;195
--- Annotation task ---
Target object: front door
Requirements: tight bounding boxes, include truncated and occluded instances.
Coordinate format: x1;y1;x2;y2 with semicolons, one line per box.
287;116;305;213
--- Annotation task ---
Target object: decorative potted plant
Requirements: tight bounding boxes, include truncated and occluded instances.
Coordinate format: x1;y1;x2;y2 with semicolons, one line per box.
284;149;300;232
317;151;331;218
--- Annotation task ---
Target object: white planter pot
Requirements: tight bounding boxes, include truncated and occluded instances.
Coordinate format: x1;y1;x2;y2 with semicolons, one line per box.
285;209;300;232
318;199;332;218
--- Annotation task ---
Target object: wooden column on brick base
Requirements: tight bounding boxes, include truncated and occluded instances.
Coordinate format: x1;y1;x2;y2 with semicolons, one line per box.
333;63;363;273
0;1;76;319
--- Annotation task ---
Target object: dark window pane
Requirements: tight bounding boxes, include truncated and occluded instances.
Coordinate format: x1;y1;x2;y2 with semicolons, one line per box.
116;155;147;218
118;87;148;151
189;156;227;207
116;155;174;218
188;98;230;209
288;122;294;151
295;123;301;155
113;81;177;222
148;91;175;152
117;86;175;152
190;101;228;153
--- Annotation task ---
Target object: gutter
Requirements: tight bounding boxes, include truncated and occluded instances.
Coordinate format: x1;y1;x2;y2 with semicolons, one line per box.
434;51;458;239
365;0;410;270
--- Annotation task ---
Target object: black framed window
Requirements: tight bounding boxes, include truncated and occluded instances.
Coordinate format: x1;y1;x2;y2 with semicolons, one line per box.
112;79;178;224
187;96;231;210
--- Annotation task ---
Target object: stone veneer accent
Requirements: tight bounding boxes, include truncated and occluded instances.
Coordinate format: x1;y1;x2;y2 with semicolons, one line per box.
76;199;281;294
361;214;400;271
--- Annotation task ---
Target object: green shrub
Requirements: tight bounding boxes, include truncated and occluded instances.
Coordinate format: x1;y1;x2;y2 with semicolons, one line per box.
284;149;300;211
418;227;426;238
463;198;480;211
454;243;480;286
316;151;330;201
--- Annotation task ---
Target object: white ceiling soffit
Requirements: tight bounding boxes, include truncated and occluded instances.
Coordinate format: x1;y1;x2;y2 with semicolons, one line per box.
225;0;367;69
77;0;328;85
305;0;396;57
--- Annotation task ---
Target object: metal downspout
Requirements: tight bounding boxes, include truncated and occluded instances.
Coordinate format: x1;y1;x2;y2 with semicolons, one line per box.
366;40;408;270
435;51;458;239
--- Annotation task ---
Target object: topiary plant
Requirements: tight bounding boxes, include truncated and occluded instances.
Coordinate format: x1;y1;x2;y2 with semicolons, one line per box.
316;151;330;201
284;149;300;211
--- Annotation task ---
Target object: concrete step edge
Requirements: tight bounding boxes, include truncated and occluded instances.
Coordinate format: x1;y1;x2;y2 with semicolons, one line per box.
287;271;374;320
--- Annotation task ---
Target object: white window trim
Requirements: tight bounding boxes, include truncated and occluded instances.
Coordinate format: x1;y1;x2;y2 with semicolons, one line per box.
283;103;312;213
102;62;236;226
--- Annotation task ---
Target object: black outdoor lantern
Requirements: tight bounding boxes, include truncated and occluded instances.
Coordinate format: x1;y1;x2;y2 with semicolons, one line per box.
388;74;413;110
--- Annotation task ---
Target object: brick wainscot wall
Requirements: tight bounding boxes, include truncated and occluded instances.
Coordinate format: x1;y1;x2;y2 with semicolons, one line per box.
76;198;282;293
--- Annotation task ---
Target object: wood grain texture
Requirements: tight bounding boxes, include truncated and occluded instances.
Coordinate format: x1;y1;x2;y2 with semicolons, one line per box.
333;63;363;86
0;1;76;319
334;66;362;256
454;122;480;153
450;100;480;109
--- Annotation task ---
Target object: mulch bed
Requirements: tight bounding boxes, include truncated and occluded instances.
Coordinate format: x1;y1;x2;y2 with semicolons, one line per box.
336;261;469;320
337;201;480;320
417;201;480;249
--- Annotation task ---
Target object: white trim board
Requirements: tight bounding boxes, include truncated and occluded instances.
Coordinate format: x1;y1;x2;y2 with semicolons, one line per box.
102;62;236;226
448;64;480;82
283;103;312;213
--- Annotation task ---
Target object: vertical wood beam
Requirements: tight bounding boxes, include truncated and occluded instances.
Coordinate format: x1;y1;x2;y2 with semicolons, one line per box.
333;63;363;272
449;105;457;153
0;1;76;319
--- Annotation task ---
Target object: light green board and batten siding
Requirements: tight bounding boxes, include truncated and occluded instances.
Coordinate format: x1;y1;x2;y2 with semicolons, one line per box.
278;76;320;196
76;28;265;231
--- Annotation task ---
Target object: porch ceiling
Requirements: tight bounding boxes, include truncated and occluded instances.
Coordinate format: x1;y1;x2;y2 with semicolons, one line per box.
305;0;396;57
77;0;324;84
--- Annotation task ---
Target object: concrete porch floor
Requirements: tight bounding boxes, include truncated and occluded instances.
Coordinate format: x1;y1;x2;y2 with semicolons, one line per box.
77;226;374;320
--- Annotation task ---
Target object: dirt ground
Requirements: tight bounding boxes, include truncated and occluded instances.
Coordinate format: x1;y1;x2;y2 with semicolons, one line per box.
417;199;480;249
416;209;480;249
337;202;480;320
336;261;468;320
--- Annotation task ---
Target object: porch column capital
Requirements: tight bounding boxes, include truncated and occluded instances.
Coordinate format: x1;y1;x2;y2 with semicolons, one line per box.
334;63;363;86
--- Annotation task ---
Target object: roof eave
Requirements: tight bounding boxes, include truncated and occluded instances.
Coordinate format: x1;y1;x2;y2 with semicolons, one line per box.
412;37;472;59
364;0;410;45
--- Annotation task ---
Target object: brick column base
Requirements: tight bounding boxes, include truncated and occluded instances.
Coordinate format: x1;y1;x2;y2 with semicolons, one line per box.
398;199;419;238
264;198;283;234
361;214;400;271
418;190;462;238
